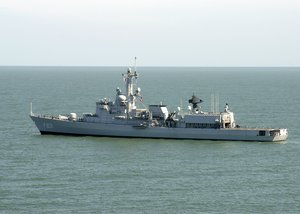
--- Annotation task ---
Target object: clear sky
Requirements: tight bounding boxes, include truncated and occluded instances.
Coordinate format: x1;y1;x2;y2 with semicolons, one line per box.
0;0;299;66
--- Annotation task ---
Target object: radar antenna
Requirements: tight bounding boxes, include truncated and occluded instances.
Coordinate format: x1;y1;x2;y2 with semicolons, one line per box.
188;94;203;113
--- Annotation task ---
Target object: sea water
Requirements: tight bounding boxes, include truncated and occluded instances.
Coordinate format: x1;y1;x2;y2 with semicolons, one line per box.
0;67;299;213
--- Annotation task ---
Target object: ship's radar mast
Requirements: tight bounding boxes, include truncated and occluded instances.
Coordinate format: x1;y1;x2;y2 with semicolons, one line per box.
123;67;138;97
122;66;138;115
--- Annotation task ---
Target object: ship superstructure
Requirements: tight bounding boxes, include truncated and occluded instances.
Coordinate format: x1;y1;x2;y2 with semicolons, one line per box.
30;67;288;142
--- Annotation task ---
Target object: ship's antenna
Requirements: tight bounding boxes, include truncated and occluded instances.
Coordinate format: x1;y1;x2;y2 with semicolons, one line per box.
133;56;138;88
211;94;214;113
30;102;33;116
180;97;183;113
215;93;219;113
134;56;137;72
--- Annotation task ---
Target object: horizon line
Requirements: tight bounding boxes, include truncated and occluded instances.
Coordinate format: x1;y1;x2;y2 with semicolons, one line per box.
1;65;300;68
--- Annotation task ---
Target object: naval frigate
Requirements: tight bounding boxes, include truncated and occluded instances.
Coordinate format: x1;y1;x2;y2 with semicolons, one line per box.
30;67;288;142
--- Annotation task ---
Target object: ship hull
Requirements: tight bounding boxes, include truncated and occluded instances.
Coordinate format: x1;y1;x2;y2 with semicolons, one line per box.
30;115;288;142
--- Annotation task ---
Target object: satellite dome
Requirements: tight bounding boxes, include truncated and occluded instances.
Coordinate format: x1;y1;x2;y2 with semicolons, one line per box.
117;95;127;102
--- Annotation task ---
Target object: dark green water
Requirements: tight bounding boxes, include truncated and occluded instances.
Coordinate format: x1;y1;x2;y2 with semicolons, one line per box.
1;67;300;213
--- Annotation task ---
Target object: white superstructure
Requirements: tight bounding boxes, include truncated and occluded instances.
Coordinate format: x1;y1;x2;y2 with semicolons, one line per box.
30;67;288;142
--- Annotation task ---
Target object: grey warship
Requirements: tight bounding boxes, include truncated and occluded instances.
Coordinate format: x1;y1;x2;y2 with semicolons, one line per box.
30;67;288;142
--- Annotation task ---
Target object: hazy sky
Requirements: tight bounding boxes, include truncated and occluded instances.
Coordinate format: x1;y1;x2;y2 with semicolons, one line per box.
0;0;299;66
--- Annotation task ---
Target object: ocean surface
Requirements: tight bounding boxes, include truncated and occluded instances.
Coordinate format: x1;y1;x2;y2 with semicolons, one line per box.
0;66;300;213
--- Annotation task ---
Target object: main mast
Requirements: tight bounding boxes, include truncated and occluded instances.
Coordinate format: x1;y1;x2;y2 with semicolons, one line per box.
122;67;138;115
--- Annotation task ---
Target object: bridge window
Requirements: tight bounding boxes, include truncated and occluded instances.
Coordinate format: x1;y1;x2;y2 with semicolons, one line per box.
259;131;266;136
